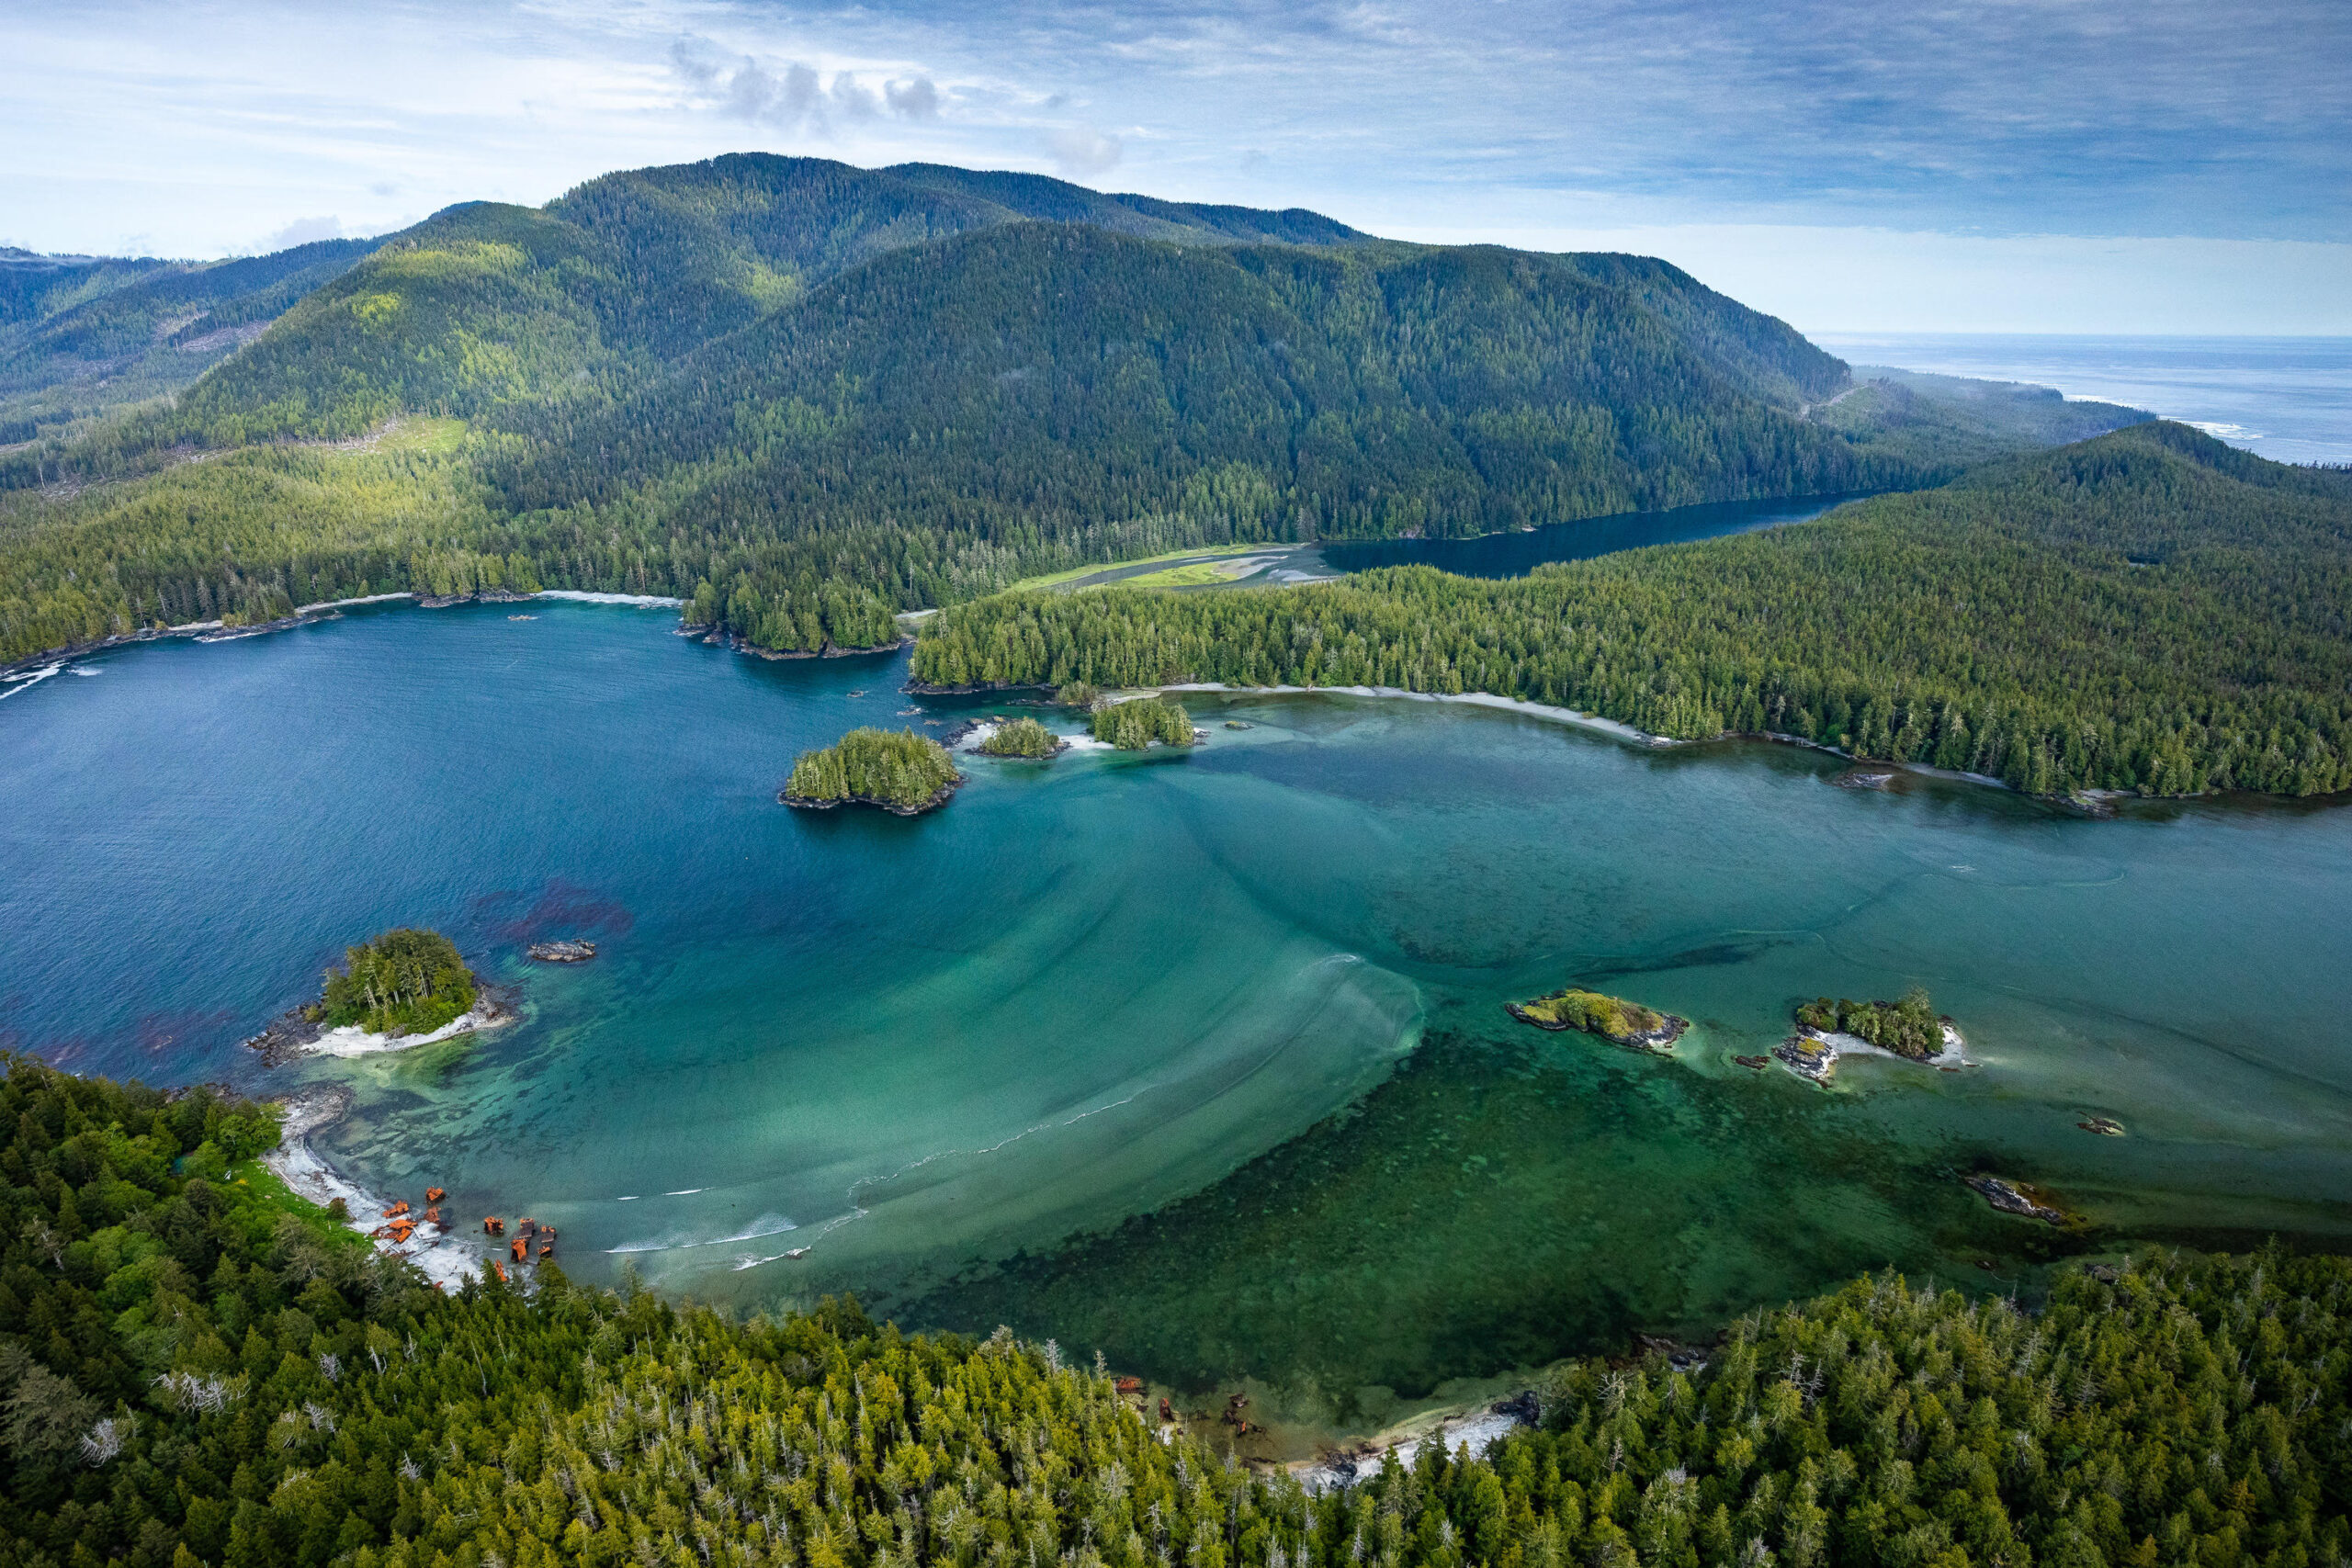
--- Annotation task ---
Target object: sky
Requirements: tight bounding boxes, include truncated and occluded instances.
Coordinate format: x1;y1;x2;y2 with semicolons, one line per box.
3;0;2347;334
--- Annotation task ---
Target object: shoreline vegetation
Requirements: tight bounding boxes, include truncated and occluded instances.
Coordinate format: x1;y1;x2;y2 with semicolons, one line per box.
8;1052;2351;1568
1773;989;1965;1086
0;587;684;682
783;726;965;814
1505;986;1689;1052
910;425;2352;803
258;1086;485;1290
1091;694;1197;750
975;715;1069;758
242;927;511;1062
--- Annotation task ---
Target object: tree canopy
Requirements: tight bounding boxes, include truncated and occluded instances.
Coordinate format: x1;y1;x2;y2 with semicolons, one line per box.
912;425;2352;799
317;928;476;1038
785;728;964;811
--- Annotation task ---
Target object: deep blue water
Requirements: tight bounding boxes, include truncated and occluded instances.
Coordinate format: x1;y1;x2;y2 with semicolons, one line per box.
1815;333;2352;467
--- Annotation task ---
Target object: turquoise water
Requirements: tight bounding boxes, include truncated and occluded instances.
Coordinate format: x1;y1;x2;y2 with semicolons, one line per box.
5;602;2349;1421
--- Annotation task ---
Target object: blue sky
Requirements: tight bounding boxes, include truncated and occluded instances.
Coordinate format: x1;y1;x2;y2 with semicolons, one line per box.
4;0;2346;333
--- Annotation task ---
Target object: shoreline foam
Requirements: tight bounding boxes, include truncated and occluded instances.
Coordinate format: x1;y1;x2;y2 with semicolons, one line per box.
1291;1401;1534;1492
303;1001;514;1058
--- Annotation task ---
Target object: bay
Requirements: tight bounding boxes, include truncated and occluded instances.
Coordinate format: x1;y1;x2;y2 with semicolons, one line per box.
4;602;2348;1436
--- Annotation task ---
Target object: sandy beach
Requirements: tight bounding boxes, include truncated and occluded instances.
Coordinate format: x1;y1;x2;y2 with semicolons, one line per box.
263;1088;487;1290
1154;682;1674;747
300;1000;514;1058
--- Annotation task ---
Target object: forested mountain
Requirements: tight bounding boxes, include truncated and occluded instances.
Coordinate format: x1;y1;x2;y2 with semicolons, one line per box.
34;154;1384;457
0;238;382;442
5;1053;2348;1568
912;423;2352;798
0;155;2144;667
492;222;1898;649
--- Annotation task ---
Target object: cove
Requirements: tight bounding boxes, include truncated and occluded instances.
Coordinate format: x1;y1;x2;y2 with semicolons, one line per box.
4;602;2349;1434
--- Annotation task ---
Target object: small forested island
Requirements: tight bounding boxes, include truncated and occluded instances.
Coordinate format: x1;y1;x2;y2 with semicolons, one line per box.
1092;695;1196;750
322;927;478;1038
977;716;1067;757
11;1055;2350;1568
1795;986;1952;1059
783;727;964;814
1506;986;1689;1052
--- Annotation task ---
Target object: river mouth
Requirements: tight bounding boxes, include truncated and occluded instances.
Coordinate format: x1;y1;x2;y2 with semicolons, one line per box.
5;602;2348;1444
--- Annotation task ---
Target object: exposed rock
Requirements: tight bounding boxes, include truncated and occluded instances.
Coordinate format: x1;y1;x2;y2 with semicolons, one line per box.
780;777;964;817
1772;1033;1836;1085
527;940;597;963
2076;1115;2126;1136
242;1008;325;1066
1504;987;1689;1053
1964;1174;2073;1225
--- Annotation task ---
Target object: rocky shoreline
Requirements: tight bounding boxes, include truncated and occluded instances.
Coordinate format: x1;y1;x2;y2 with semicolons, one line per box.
902;676;1046;696
1773;1020;1967;1086
781;776;965;816
682;624;911;660
242;982;518;1062
262;1087;485;1291
1963;1174;2075;1225
0;588;679;681
1503;987;1689;1053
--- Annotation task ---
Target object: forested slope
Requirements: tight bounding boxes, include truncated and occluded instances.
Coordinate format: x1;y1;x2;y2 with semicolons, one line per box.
4;1053;2348;1568
0;238;382;440
488;223;1896;650
911;424;2352;798
0;155;2140;666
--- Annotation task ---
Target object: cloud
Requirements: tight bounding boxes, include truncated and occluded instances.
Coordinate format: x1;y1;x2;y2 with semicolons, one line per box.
831;73;880;121
721;59;823;130
886;77;939;120
262;215;345;250
670;41;944;139
1044;127;1122;179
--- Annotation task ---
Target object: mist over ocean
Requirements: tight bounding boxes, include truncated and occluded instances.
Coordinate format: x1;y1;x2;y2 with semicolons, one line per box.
1815;333;2352;467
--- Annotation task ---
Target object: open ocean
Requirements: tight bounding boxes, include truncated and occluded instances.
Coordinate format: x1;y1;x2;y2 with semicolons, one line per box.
1814;333;2352;467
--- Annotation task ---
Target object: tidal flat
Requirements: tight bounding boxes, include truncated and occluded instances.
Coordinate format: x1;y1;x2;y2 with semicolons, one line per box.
3;599;2347;1441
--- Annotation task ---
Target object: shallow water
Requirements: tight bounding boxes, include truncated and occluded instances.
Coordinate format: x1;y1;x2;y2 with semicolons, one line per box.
4;604;2348;1423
